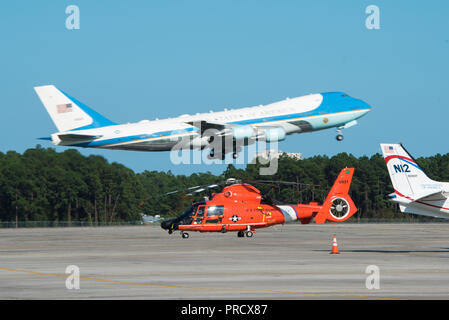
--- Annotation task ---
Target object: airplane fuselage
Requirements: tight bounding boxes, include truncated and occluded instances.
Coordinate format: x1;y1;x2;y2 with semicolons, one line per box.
390;186;449;220
50;92;370;152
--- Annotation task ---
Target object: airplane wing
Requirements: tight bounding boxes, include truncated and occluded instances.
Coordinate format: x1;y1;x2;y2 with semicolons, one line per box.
413;190;445;202
392;189;445;202
186;120;287;154
186;120;229;134
56;133;103;142
186;121;284;137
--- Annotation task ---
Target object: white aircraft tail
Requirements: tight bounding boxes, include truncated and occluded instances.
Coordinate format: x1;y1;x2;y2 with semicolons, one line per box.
34;85;116;132
380;143;439;198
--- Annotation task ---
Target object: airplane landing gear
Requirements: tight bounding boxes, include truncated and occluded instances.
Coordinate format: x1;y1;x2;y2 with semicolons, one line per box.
208;149;225;160
336;129;344;141
237;231;245;237
208;138;241;160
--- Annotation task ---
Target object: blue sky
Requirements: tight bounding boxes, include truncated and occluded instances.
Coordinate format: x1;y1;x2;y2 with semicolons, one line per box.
1;1;448;175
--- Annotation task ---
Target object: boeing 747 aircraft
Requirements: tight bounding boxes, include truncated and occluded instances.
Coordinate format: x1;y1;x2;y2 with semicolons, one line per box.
381;143;449;219
35;85;371;159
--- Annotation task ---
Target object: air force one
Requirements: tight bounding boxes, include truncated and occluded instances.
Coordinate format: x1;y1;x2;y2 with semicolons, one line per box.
34;85;371;159
381;143;449;219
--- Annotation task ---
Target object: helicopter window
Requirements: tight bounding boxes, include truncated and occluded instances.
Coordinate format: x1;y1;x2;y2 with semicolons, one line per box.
194;205;205;224
179;203;203;219
180;205;195;218
206;206;224;217
196;206;205;217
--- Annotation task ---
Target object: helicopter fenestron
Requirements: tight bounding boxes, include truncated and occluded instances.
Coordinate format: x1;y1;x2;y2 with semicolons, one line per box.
160;168;357;238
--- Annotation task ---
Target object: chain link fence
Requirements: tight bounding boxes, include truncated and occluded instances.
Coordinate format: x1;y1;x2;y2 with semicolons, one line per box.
0;220;148;228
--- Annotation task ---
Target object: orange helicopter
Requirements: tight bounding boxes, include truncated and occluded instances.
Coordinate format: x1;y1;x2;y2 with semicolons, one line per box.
160;168;358;238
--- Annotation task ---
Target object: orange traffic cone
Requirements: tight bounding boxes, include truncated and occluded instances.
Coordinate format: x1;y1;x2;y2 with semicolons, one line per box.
330;235;340;254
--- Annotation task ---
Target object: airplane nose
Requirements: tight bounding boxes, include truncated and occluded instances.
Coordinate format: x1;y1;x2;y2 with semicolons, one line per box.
356;98;371;110
354;98;372;115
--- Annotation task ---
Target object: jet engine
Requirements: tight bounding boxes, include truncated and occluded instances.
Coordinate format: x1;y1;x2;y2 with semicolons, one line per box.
232;125;255;139
264;127;286;142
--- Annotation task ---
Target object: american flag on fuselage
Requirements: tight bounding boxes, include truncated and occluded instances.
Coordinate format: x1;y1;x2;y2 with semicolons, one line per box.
383;145;394;154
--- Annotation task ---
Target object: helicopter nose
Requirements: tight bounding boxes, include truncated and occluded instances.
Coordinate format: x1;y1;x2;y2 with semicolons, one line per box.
160;219;171;230
161;218;178;230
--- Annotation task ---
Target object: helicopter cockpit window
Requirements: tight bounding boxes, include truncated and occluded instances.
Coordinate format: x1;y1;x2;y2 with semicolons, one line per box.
180;205;194;218
206;206;224;217
194;206;205;224
197;206;205;217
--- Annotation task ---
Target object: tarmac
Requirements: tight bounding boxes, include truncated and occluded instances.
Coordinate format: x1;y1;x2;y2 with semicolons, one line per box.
1;223;449;299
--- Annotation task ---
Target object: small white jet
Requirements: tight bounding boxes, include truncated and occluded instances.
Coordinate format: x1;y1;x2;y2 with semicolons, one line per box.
35;85;371;159
381;143;449;219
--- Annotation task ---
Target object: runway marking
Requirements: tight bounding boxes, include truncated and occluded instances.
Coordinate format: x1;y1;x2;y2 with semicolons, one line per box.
0;266;399;300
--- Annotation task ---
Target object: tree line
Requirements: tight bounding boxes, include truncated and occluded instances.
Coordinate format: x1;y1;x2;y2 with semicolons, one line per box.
1;145;449;225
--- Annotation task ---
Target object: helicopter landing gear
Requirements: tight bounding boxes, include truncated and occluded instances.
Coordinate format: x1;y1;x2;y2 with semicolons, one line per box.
245;226;255;237
336;129;344;141
237;228;254;238
181;231;189;239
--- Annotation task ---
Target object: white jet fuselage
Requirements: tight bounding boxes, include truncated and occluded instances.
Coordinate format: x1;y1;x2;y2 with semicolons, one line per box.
35;86;371;153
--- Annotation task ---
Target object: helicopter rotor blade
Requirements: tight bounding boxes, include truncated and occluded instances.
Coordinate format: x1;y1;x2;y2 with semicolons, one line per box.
248;179;319;188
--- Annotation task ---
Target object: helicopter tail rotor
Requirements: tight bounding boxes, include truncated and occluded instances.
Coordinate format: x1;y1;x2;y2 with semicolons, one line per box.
315;168;357;224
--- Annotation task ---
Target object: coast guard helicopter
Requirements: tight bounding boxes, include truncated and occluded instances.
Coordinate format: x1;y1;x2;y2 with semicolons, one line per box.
160;168;357;238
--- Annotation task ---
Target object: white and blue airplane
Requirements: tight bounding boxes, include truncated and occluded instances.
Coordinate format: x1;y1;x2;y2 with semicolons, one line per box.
35;85;371;159
381;143;449;219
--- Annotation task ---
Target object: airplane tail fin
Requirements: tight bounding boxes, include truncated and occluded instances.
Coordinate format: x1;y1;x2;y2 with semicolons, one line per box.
34;85;116;132
314;168;357;224
380;143;436;198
